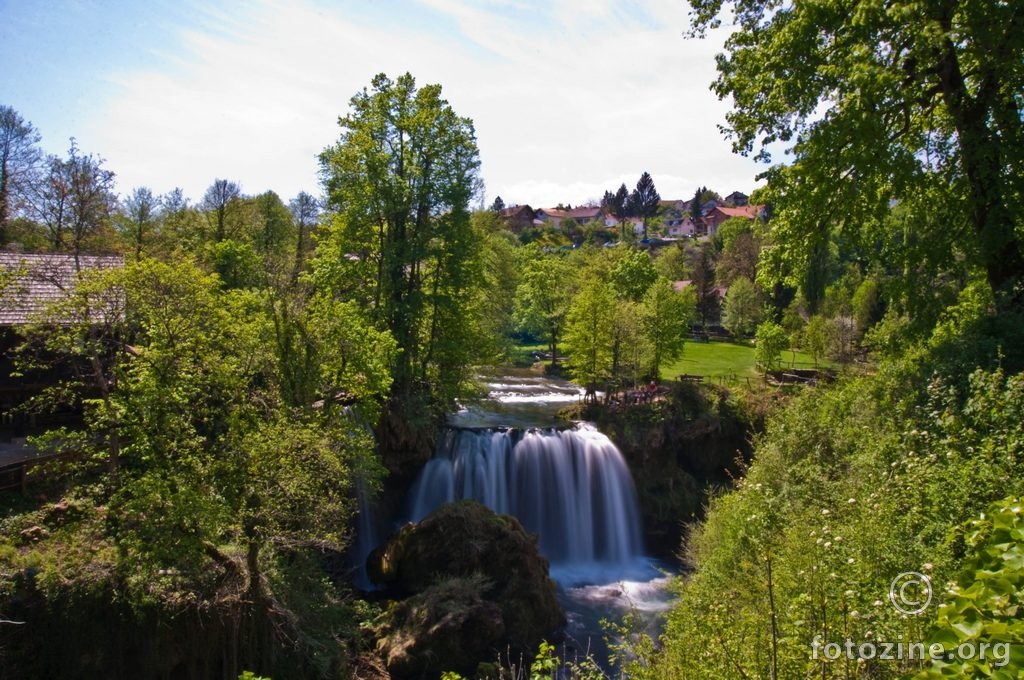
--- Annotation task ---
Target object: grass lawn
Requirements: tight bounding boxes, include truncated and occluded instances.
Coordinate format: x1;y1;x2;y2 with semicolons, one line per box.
509;338;830;381
663;339;829;380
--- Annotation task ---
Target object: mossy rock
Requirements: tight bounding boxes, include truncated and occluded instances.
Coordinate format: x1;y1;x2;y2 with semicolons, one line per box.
368;500;564;675
374;574;505;678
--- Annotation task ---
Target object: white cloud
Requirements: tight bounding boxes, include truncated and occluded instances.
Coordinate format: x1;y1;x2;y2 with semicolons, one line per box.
80;0;764;206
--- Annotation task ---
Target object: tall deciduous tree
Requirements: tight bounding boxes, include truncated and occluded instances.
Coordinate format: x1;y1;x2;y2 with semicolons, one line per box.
36;139;116;259
687;0;1024;310
0;105;43;245
121;186;159;258
563;278;616;399
722;275;762;338
514;248;574;366
641;277;694;379
317;73;483;467
289;191;319;281
611;248;658;301
203;178;241;242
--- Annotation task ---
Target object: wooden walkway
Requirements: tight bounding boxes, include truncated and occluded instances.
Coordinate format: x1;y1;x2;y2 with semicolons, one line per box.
0;440;58;493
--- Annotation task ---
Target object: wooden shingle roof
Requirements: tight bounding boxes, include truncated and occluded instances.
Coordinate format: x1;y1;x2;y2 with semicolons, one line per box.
0;252;124;326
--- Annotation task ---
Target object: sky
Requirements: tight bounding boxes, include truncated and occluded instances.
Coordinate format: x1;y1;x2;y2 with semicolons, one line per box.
0;0;765;209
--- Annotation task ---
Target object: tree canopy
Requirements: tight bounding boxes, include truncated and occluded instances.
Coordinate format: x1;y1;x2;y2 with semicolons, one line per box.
317;72;484;459
687;0;1024;310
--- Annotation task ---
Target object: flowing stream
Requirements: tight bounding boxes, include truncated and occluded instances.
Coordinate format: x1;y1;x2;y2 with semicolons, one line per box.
409;369;675;667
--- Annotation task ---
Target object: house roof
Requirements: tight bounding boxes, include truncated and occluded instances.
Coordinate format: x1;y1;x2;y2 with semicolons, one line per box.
537;206;602;220
711;205;762;220
0;252;124;326
499;205;534;219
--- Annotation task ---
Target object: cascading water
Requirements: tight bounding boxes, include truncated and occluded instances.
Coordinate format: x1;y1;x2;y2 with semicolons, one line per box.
407;424;647;578
364;370;674;669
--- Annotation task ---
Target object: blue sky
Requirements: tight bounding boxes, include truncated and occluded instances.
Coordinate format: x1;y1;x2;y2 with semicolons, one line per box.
1;0;764;208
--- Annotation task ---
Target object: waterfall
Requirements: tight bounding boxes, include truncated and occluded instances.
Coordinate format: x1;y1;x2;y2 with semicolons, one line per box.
351;478;383;590
407;424;645;571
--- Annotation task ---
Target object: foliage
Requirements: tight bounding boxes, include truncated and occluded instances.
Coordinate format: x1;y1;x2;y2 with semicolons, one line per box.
202;178;241;243
35;139;117;255
0;105;43;245
686;0;1024;309
650;308;1024;678
5;257;391;675
625;172;661;236
563;277;616;390
317;72;484;423
802;314;829;367
653;242;690;281
721;275;762;338
716;223;760;286
690;241;719;326
513;247;575;364
640;277;693;379
915;496;1024;678
610;248;658;301
753;320;788;372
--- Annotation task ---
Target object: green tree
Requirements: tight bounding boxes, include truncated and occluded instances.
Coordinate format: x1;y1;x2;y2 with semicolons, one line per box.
472;211;520;362
202;178;242;243
802;314;829;368
611;248;658;301
0;105;43;245
602;183;630;241
317;73;484;456
851;276;882;336
610;298;645;390
690;186;704;223
119;186;159;258
36;139;117;258
715;219;761;286
640;277;693;379
654;243;690;281
514;248;574;365
687;0;1024;310
563;278;616;398
20;258;391;673
721;275;762;338
288;191;319;281
754;320;788;373
690;241;720;326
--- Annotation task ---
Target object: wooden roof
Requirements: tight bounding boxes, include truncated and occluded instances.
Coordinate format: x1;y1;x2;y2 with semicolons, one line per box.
0;252;124;326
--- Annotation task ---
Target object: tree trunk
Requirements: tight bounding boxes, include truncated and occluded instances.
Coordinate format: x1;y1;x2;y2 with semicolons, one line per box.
937;14;1024;309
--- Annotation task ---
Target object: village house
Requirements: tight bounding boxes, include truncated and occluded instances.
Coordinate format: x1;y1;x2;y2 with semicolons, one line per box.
533;206;603;228
497;204;535;233
1;251;124;442
702;204;764;237
723;191;749;206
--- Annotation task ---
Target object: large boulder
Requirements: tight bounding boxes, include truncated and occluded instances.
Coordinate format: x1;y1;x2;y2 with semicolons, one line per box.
373;575;505;678
369;501;564;678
